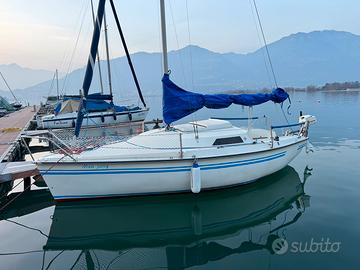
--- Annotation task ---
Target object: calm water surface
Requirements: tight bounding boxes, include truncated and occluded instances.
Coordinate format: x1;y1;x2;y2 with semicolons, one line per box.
0;90;359;269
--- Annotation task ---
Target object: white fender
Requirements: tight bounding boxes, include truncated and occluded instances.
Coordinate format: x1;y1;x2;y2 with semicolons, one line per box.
191;162;201;193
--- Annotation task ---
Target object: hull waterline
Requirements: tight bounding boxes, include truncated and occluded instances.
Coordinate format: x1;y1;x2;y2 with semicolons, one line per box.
39;139;307;201
44;166;305;250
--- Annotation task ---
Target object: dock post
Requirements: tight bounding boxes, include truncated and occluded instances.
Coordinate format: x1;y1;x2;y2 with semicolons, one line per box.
24;177;31;191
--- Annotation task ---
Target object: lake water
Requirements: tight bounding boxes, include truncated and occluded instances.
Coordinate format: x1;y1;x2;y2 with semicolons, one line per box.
0;90;359;269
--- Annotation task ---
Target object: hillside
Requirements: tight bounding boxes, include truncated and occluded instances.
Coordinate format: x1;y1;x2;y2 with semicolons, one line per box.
6;30;360;104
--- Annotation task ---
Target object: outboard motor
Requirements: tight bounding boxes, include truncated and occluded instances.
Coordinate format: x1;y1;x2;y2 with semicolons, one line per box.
299;115;317;137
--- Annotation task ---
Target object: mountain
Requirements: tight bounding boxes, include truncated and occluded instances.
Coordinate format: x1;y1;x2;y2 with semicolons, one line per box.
8;30;360;104
0;63;54;91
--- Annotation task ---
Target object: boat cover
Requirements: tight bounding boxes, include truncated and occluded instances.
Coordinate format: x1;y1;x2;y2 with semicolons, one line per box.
54;96;138;116
162;74;289;124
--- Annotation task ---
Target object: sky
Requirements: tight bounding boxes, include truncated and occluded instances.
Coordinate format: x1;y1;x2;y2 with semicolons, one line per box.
0;0;359;71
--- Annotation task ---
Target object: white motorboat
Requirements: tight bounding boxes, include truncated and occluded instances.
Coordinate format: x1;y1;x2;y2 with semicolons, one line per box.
36;0;316;201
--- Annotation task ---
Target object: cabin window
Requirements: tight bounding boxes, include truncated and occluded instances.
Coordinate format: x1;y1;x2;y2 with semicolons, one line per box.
213;136;243;146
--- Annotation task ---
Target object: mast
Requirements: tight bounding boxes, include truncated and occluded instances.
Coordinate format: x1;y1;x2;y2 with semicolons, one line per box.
159;0;169;74
55;69;59;100
90;0;105;95
75;0;106;137
103;10;113;98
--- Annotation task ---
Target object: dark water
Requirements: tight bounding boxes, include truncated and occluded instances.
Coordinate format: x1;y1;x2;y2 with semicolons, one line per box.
0;90;359;269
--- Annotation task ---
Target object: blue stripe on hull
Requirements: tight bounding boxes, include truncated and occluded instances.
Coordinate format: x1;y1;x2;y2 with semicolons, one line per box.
53;177;271;200
41;151;286;175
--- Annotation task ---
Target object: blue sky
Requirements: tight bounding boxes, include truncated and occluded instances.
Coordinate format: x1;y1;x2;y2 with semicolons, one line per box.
0;0;358;70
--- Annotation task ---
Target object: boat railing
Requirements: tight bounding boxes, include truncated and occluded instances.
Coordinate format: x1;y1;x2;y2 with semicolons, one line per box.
21;132;77;161
270;122;302;148
211;117;259;120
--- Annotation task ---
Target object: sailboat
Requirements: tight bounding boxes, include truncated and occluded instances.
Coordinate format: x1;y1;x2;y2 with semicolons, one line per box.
42;167;310;268
36;0;316;201
36;94;148;129
36;3;148;130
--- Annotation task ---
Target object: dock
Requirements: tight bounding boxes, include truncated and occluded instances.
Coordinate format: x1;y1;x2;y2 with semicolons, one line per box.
0;107;40;194
0;106;37;162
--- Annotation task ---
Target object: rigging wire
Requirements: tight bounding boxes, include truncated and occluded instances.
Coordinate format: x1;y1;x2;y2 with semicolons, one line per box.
46;72;56;98
109;0;147;107
156;0;163;81
0;71;19;103
252;0;278;88
61;0;89;95
168;0;187;87
251;0;292;124
185;0;195;90
248;0;273;88
184;0;198;126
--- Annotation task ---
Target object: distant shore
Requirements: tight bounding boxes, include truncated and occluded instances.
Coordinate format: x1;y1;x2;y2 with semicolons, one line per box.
228;81;360;94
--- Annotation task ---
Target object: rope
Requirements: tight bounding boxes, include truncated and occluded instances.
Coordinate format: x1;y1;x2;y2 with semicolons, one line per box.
0;250;44;256
0;155;66;212
4;219;49;238
0;182;34;212
252;0;278;88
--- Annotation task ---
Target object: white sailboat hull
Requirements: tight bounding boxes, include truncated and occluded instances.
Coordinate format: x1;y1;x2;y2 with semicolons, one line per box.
38;139;306;201
37;108;149;129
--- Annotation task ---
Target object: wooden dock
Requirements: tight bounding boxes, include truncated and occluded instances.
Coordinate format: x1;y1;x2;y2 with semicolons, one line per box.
0;161;39;183
0;106;37;162
0;107;41;194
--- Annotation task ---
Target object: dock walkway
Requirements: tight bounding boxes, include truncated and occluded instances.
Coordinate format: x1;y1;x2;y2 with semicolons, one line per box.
0;107;37;162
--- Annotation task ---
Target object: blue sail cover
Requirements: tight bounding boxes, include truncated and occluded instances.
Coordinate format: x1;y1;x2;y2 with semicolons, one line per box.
54;95;135;116
162;74;289;124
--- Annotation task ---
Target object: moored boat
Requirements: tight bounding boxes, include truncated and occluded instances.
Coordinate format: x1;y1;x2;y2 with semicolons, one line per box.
36;94;148;129
43;166;310;269
36;0;316;201
38;116;314;200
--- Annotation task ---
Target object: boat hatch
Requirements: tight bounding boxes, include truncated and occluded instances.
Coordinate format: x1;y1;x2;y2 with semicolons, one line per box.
213;136;243;146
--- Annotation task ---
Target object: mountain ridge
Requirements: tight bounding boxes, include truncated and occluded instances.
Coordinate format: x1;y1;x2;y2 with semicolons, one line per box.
2;29;360;104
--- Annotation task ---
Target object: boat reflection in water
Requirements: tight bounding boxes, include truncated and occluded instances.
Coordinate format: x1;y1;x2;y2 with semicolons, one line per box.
44;166;311;269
